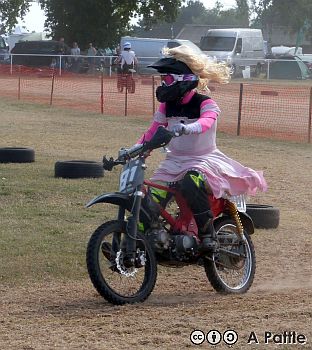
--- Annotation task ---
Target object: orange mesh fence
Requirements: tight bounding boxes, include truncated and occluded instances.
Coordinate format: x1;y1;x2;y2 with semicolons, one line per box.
20;76;52;105
0;66;311;143
205;83;241;135
53;75;102;112
238;83;311;143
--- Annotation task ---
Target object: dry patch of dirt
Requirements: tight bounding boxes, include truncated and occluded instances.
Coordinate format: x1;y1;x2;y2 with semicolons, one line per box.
1;276;311;349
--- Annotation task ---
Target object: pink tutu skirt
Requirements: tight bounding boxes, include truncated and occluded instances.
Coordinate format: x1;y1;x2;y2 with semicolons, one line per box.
151;148;267;199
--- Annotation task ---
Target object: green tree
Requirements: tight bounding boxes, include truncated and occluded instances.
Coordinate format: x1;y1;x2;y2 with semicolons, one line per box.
133;0;251;39
194;0;250;27
251;0;312;33
0;0;30;34
41;0;182;48
235;0;249;27
133;0;208;38
0;0;182;48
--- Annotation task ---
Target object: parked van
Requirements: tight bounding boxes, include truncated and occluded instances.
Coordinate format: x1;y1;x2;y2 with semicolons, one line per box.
120;36;203;74
199;28;265;76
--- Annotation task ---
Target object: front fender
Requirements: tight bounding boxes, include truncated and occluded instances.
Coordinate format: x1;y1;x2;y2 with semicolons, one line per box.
85;192;132;210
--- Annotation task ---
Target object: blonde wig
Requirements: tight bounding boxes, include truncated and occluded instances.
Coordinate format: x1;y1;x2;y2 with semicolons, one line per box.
162;45;230;90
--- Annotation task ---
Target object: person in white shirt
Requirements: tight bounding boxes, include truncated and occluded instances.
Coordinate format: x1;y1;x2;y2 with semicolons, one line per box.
70;42;81;72
115;42;138;73
71;42;80;57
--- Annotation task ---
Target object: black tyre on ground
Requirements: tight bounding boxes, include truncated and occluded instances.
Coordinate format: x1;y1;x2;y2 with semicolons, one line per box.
54;160;104;179
204;218;256;294
0;147;35;163
246;204;280;229
86;220;157;305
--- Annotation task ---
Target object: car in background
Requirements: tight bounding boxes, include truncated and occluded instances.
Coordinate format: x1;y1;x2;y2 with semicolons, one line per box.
200;28;265;77
11;40;71;68
268;55;311;80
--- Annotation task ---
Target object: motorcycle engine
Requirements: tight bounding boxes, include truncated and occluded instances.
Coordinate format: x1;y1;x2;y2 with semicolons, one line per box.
146;228;171;253
172;234;198;260
146;228;198;261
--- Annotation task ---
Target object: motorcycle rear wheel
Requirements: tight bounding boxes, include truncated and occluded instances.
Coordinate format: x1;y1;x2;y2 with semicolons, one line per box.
204;218;256;294
86;220;157;305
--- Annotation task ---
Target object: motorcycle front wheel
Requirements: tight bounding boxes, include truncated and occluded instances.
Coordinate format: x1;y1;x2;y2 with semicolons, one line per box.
86;220;157;305
204;218;256;294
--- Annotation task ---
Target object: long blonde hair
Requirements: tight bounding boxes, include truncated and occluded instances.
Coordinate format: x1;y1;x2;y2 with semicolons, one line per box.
163;45;230;90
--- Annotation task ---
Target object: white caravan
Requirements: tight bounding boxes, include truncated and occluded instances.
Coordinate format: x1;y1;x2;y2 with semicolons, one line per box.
199;28;265;76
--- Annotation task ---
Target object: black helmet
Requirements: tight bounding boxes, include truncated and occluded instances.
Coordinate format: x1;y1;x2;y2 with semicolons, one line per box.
148;57;193;75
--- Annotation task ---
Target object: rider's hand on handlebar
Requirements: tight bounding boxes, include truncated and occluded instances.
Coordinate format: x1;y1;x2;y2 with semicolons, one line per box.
171;123;191;136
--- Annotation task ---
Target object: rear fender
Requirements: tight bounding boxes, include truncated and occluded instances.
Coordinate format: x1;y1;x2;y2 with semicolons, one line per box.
85;192;132;210
213;213;254;235
239;212;255;235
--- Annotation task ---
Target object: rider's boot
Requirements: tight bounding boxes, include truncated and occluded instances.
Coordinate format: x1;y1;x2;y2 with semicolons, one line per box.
180;171;217;252
198;219;218;253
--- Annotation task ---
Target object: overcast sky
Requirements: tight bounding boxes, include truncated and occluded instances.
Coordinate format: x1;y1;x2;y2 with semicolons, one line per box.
16;0;237;33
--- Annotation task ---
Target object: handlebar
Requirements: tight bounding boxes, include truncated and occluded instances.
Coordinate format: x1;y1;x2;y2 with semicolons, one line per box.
102;127;178;171
102;144;146;170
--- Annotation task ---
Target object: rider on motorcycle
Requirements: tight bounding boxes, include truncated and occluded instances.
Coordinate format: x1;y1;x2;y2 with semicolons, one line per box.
135;45;267;251
115;42;138;74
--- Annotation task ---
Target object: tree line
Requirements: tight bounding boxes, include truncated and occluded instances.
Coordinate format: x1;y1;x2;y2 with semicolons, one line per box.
0;0;311;49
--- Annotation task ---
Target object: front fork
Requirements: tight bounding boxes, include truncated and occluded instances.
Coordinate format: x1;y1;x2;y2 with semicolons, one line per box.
116;186;143;264
111;206;126;253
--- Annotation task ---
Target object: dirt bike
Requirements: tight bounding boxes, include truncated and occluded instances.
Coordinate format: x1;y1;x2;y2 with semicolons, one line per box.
116;64;136;93
86;127;256;305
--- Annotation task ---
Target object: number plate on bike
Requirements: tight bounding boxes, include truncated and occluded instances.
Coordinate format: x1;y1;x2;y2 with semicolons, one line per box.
229;194;246;212
119;159;143;194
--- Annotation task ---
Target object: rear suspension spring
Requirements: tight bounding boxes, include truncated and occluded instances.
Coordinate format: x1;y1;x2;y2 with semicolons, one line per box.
226;200;244;236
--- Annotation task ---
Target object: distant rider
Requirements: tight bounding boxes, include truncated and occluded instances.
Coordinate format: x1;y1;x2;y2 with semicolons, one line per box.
115;42;138;74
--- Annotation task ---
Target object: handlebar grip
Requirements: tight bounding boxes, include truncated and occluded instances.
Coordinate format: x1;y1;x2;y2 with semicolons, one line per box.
102;156;115;171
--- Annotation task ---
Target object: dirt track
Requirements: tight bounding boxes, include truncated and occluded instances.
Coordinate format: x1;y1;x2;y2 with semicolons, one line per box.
1;137;312;349
1;270;311;349
0;96;311;349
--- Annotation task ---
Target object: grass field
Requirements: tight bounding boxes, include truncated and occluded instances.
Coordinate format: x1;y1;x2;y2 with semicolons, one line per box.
0;97;311;349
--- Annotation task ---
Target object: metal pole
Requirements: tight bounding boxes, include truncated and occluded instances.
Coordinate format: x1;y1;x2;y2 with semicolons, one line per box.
109;56;112;77
59;56;62;76
101;70;104;114
152;75;156;114
125;75;128;116
308;86;312;143
18;75;21;100
237;83;244;136
50;73;55;106
267;59;270;80
10;54;13;75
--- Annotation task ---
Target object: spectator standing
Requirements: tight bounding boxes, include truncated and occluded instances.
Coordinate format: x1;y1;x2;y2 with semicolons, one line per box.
70;42;81;72
71;41;80;56
58;37;67;69
87;43;97;74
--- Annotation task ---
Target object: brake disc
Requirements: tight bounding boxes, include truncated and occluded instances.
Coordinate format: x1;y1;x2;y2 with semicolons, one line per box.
115;250;138;277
